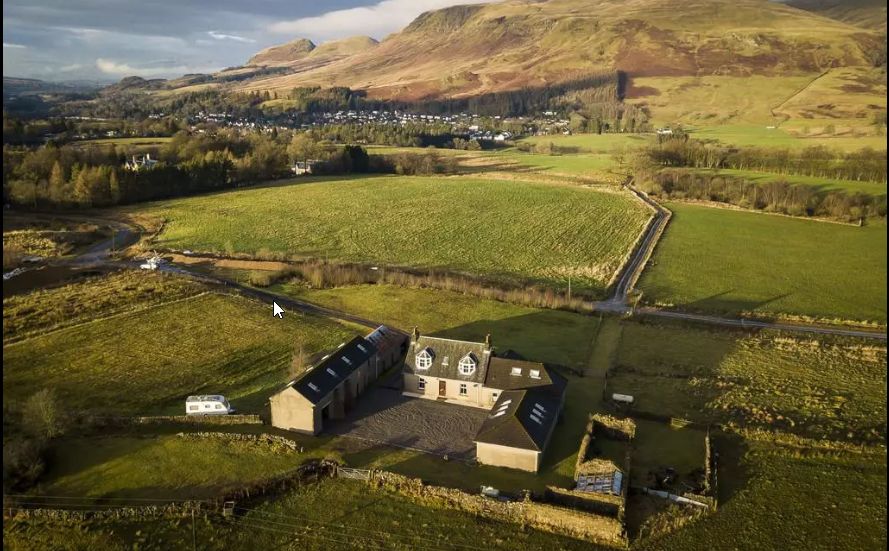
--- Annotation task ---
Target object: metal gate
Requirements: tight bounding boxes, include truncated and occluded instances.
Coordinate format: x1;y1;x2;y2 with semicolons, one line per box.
338;466;372;480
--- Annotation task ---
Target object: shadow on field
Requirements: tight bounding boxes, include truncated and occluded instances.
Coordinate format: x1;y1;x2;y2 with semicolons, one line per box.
679;290;792;318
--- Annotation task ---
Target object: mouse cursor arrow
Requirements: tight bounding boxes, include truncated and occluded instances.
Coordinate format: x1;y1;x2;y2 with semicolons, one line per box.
273;302;285;319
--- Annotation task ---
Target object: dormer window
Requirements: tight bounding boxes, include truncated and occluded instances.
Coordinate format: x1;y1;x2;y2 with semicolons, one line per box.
458;354;477;376
529;369;540;379
416;348;433;370
510;367;522;376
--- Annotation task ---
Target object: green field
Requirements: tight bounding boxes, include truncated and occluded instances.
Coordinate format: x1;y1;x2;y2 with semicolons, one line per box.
609;321;887;443
138;175;651;292
37;435;300;500
3;285;355;414
5;478;603;551
683;168;887;196
639;442;887;551
639;202;887;322
3;271;204;342
271;283;599;371
521;133;653;153
688;124;888;151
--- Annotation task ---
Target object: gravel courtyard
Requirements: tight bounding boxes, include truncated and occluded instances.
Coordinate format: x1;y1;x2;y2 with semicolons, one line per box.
327;380;488;461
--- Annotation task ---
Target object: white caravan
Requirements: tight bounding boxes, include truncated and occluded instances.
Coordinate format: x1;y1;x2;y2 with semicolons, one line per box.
185;395;235;415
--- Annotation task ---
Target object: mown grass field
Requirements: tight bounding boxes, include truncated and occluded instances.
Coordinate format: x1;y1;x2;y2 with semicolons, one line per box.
638;442;887;551
138;176;651;292
3;282;355;414
638;202;887;322
608;321;887;443
687;168;887;195
37;435;300;500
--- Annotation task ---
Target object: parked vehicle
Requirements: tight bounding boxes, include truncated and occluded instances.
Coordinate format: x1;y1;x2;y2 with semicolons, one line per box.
185;395;235;415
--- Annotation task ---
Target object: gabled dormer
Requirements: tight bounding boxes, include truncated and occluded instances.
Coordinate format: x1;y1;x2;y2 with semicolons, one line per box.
415;347;434;370
458;353;477;376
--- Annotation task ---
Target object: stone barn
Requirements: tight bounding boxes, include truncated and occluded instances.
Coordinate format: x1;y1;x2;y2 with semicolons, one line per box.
269;326;407;435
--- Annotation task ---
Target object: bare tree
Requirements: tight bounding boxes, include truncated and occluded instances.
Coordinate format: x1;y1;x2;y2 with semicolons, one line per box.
22;389;66;439
289;343;310;380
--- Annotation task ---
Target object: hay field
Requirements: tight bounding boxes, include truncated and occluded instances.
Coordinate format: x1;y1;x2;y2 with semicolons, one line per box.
138;176;652;292
638;202;887;322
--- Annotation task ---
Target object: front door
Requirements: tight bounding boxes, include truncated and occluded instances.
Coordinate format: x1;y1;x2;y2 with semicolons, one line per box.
438;380;446;397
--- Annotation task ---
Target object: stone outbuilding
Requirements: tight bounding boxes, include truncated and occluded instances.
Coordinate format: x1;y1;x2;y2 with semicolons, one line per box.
269;326;407;435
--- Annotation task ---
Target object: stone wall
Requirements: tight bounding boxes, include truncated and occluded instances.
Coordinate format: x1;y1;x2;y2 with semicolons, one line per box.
367;470;627;548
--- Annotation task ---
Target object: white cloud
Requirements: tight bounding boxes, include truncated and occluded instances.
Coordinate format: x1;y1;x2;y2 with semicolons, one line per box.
269;0;494;42
208;31;255;43
3;42;27;49
96;57;186;76
59;63;84;72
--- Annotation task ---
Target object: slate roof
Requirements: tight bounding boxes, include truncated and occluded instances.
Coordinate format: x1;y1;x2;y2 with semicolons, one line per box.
365;325;407;354
474;388;563;452
404;335;491;385
484;357;567;396
290;336;377;404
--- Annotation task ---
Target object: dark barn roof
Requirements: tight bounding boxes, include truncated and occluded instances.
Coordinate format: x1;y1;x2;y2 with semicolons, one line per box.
474;388;563;452
291;336;377;404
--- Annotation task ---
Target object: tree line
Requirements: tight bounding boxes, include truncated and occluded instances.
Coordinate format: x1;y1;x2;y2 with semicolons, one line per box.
638;168;887;221
645;138;887;183
3;129;460;210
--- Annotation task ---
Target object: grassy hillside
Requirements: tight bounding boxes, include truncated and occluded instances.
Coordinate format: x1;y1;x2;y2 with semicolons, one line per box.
240;0;880;101
137;176;651;293
790;0;888;31
638;202;887;322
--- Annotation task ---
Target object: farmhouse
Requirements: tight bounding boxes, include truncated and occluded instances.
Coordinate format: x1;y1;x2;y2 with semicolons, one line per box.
290;160;320;175
124;153;159;171
403;329;566;472
269;325;407;435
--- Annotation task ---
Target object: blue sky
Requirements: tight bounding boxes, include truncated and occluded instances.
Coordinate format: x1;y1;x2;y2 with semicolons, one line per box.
2;0;494;81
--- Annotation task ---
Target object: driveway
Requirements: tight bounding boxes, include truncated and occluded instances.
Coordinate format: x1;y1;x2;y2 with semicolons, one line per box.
327;376;489;461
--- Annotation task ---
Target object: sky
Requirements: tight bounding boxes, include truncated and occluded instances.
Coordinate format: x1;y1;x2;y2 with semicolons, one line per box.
2;0;495;81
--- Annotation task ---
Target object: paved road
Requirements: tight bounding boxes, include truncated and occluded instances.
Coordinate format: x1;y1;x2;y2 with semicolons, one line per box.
609;183;670;303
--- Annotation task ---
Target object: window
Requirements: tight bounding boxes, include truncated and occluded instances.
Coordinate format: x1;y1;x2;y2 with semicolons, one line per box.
216;404;223;410
442;356;449;366
342;356;352;365
204;403;212;409
529;369;541;379
458;354;476;376
490;392;499;404
418;377;426;391
326;367;338;377
189;405;199;411
416;348;433;369
308;382;321;393
510;367;522;376
460;383;468;396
